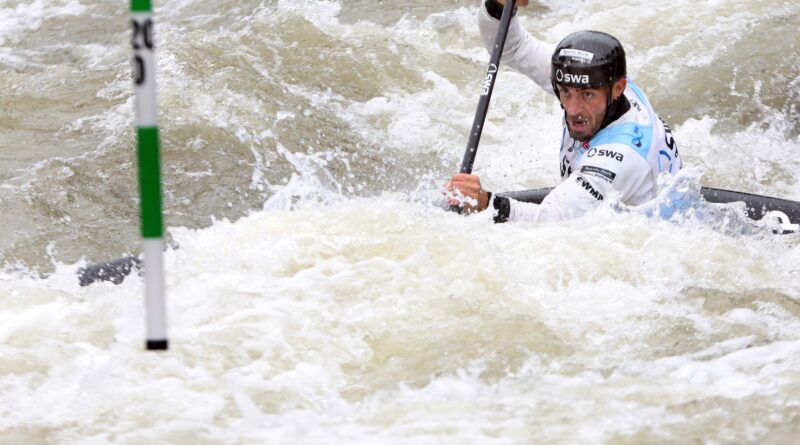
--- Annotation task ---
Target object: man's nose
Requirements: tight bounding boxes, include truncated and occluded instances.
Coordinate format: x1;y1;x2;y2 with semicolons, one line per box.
562;96;580;115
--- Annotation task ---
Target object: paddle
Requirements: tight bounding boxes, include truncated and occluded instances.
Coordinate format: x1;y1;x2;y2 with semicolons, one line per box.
499;186;800;233
450;0;516;213
459;0;516;175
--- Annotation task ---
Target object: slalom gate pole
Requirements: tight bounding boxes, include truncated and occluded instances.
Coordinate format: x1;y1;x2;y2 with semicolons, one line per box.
131;0;168;350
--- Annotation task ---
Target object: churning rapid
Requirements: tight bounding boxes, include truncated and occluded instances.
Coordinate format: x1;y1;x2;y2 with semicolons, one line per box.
1;0;799;443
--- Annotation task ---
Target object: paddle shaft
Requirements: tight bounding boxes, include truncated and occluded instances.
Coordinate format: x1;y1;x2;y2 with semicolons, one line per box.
459;0;516;174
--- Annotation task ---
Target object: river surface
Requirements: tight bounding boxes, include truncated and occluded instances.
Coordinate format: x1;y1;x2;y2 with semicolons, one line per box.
1;0;799;443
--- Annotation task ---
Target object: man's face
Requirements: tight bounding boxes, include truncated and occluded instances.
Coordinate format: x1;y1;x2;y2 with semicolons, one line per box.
557;78;626;141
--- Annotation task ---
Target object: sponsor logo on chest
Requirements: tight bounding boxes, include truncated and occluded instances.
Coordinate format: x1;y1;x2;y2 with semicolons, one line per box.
586;148;624;162
580;165;616;183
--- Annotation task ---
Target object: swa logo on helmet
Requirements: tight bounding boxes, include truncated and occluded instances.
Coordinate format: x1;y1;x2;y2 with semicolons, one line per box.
556;69;589;85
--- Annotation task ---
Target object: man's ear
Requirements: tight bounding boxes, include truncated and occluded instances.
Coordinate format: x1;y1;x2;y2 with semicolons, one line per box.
613;77;627;101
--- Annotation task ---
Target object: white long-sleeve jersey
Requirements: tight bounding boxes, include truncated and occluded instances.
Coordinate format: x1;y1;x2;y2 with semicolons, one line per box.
477;3;682;223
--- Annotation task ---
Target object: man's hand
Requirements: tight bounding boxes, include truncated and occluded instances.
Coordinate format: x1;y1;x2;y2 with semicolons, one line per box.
445;173;491;214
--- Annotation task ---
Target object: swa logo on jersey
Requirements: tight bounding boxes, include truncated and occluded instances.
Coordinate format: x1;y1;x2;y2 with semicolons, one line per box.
586;148;624;162
555;69;589;85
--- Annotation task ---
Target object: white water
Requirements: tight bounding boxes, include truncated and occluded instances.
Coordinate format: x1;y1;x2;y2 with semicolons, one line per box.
3;196;800;443
1;0;799;443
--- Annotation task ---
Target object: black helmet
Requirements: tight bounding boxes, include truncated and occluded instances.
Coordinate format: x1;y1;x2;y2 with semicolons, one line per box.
550;31;626;91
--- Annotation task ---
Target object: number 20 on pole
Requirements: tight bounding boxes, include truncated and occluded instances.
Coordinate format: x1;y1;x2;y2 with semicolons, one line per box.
131;18;153;85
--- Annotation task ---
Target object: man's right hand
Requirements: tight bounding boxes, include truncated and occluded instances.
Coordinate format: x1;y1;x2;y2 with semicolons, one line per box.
445;173;491;214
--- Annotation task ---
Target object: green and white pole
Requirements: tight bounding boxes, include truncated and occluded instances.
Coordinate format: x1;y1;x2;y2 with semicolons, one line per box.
131;0;168;350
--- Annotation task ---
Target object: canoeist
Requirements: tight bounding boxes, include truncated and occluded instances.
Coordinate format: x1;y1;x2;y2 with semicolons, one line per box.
447;0;682;222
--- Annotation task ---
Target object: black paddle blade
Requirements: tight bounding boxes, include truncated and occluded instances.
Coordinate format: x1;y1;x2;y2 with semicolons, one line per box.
77;256;142;286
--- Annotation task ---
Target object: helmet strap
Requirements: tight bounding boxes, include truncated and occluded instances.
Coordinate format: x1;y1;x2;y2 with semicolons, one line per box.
598;83;631;133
